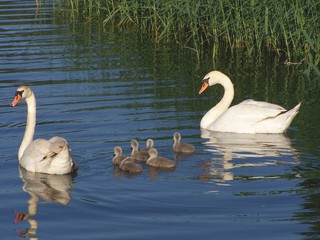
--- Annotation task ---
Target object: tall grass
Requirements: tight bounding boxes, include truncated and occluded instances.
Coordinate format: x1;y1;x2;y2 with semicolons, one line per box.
55;0;320;76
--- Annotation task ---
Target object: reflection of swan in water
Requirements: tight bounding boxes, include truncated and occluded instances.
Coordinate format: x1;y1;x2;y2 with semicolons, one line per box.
200;129;299;182
14;167;74;238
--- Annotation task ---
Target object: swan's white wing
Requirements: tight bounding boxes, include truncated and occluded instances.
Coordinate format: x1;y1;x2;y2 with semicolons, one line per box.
48;136;69;151
22;139;59;159
241;99;287;112
20;138;74;174
209;100;287;133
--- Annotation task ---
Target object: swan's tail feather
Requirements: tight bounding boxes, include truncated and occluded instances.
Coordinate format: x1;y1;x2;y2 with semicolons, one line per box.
281;102;301;132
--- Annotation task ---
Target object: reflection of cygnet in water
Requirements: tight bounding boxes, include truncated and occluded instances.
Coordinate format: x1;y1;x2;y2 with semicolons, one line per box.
14;167;74;238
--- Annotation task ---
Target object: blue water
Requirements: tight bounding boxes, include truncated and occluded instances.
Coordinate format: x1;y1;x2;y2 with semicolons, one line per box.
1;1;320;239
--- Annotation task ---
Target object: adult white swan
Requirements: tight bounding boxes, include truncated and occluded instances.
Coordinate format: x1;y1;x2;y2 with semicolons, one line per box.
10;86;77;174
199;71;301;134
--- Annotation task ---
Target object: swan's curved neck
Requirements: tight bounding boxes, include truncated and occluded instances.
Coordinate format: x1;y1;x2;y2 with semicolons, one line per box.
19;93;36;160
200;77;234;129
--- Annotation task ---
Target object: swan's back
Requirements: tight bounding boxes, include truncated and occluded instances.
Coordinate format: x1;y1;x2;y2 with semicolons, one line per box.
209;100;301;134
20;137;74;175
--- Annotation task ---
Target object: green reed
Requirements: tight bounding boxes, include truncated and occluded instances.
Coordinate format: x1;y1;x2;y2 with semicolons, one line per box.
54;0;320;75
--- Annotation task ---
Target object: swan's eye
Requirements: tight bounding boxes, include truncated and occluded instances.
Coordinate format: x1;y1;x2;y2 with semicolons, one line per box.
15;90;24;97
202;77;209;84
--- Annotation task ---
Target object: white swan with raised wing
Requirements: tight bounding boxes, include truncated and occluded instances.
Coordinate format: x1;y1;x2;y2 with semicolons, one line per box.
199;71;301;134
11;86;76;174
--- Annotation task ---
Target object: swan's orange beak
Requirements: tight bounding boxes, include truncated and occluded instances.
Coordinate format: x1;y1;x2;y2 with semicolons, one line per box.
10;93;22;107
199;81;209;94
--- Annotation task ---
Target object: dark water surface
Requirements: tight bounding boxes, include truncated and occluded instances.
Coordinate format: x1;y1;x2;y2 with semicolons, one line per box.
1;1;320;239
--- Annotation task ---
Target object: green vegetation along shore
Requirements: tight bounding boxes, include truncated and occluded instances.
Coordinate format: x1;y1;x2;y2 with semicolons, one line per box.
55;0;320;76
